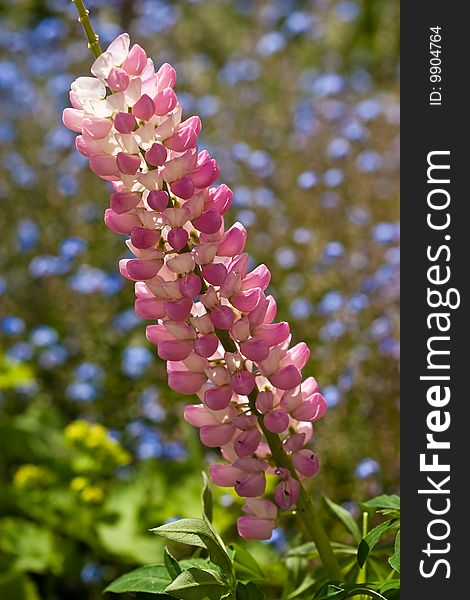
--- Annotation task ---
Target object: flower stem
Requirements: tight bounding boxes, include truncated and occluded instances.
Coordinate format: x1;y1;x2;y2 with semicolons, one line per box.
72;0;102;58
216;328;341;580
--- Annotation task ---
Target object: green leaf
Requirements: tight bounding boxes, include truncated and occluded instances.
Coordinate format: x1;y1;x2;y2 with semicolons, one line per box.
236;581;265;600
201;472;213;524
357;520;398;568
230;543;265;582
151;519;232;578
362;496;400;512
164;548;182;580
164;567;228;599
105;565;171;594
287;542;357;559
378;580;400;594
287;573;317;599
0;571;40;600
322;497;362;542
388;530;400;573
179;558;213;570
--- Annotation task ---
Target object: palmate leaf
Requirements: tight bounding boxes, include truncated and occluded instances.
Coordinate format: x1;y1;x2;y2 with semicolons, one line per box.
150;518;233;578
357;519;399;568
322;496;362;543
104;564;171;594
164;567;228;600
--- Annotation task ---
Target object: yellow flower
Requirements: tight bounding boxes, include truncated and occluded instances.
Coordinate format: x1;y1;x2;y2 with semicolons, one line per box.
80;486;104;504
13;464;55;489
70;476;89;492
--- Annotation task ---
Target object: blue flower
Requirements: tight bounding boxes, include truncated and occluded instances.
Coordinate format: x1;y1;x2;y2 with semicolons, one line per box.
297;171;318;189
66;381;98;402
0;316;25;335
74;362;104;383
355;458;380;479
289;298;313;320
121;347;153;378
30;326;59;347
38;345;68;369
6;342;33;362
257;32;286;56
323;385;341;408
318;291;343;314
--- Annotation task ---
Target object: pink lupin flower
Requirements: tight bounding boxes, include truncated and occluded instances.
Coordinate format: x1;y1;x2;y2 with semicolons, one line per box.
236;498;277;540
64;32;330;539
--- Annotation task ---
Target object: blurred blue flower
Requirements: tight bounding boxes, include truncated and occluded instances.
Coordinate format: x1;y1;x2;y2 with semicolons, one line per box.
16;219;39;252
293;228;314;244
30;325;59;347
121;346;153;378
289;298;313;320
80;562;103;584
312;73;345;97
220;59;260;85
356;150;382;173
323;241;344;260
336;1;360;22
236;210;256;227
356;99;381;121
30;255;71;277
38;345;68;369
75;362;104;383
6;342;33;362
113;309;142;332
327;137;351;159
257;32;286;56
323;168;344;188
275;247;297;269
263;528;286;552
60;237;87;259
323;385;341;408
348;293;369;312
140;387;165;422
136;430;164;459
66;381;98;402
0;276;5;295
285;11;315;35
373;222;399;244
0;121;15;142
0;316;25;335
318;291;343;314
320;320;346;340
297;171;318;189
355;458;380;479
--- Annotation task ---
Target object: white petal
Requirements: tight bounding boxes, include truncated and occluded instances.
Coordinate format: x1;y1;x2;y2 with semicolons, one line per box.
106;33;130;66
71;77;106;101
91;51;114;79
106;92;127;114
137;170;163;190
84;98;113;118
114;132;140;155
124;77;142;107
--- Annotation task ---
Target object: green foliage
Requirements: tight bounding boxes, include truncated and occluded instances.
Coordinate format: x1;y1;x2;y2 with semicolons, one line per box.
105;565;171;594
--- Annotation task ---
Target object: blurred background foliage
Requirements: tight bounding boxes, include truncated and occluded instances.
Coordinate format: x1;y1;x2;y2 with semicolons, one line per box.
0;0;399;597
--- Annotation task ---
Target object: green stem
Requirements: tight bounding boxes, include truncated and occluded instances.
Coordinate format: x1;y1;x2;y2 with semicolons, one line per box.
72;0;102;58
216;328;341;580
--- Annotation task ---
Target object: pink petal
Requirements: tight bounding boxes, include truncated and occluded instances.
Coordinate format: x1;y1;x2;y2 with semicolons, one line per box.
104;208;141;234
200;423;235;447
237;516;275;541
217;223;247;256
145;143;168;166
263;410;289;433
147;190;169;211
131;227;159;249
110;191;141;214
114;111;137;134
240;338;269;362
292;449;320;477
204;385;233;410
169;370;207;394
